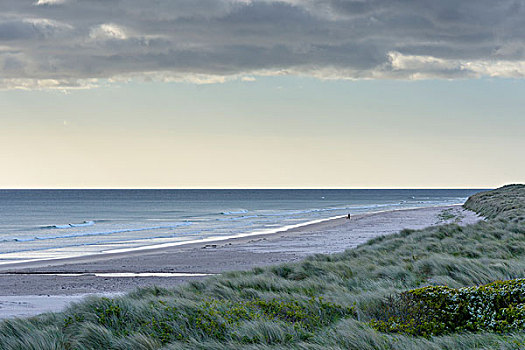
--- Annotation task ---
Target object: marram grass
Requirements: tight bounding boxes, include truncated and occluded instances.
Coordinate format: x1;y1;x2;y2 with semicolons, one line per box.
0;184;524;349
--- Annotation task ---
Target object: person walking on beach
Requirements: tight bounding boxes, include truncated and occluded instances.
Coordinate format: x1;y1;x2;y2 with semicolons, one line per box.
347;213;351;220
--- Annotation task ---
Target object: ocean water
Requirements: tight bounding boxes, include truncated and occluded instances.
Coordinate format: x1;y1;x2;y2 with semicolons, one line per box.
0;189;484;265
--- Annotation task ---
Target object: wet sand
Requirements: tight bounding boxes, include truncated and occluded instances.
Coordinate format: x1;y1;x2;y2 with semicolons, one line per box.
0;205;481;318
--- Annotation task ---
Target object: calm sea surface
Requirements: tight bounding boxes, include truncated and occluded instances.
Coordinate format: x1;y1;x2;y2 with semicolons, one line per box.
0;189;485;264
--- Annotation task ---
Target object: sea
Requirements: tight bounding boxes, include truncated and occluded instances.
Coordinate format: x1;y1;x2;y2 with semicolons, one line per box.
0;189;485;265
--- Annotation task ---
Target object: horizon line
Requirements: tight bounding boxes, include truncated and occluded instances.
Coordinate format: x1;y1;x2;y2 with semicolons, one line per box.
0;187;494;190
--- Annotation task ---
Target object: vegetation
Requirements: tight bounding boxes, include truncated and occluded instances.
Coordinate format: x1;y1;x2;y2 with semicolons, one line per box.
370;278;525;336
464;184;525;220
436;208;464;223
0;185;524;349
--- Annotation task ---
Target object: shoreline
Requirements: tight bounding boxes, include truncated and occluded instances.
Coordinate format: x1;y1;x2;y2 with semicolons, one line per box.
0;204;482;319
0;214;347;272
0;204;462;273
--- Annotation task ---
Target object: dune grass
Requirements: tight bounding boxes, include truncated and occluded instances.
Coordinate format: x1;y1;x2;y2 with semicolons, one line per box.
0;185;524;349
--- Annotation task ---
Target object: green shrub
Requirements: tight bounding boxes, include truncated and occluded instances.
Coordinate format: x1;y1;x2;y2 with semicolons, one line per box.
370;278;525;336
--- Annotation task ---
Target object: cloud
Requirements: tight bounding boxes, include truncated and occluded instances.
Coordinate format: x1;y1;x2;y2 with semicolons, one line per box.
35;0;69;5
1;0;525;89
89;24;128;40
0;16;72;41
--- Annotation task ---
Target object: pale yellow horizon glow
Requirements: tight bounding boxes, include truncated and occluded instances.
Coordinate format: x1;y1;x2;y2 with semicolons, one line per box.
0;125;520;189
1;78;523;189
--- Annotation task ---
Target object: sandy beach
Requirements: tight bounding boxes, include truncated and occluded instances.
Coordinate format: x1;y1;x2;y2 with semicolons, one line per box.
0;205;481;319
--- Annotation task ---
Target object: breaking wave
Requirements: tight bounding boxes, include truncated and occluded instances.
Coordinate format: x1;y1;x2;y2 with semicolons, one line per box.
7;222;193;243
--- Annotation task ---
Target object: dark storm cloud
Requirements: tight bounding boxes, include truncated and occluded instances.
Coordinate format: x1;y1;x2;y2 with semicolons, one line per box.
1;0;525;88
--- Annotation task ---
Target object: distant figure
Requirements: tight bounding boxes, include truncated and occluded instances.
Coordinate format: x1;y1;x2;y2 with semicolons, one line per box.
347;213;351;220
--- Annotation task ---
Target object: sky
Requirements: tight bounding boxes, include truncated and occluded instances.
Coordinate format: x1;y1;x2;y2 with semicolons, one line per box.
0;0;524;188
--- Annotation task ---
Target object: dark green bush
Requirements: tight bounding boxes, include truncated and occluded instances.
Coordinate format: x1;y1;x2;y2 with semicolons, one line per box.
370;278;525;336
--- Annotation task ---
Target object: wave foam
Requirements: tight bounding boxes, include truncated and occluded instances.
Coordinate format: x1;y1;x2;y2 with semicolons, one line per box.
218;215;258;221
44;221;96;229
221;209;249;215
9;222;193;243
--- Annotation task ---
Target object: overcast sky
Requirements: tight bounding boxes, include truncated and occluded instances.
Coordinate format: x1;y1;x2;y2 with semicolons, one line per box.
0;1;524;188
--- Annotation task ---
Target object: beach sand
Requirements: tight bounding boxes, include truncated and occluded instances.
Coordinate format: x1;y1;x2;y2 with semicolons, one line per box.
0;205;481;319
